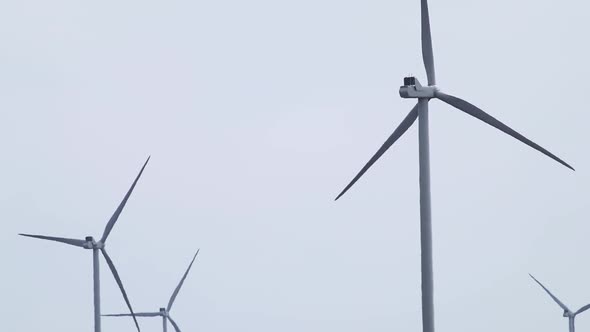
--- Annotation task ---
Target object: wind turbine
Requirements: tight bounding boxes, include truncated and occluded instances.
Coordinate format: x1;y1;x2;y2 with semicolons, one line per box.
334;1;574;332
530;274;590;332
20;157;150;332
103;249;200;332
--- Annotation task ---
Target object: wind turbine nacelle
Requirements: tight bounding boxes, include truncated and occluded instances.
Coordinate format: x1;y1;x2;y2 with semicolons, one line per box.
399;77;437;99
82;236;95;249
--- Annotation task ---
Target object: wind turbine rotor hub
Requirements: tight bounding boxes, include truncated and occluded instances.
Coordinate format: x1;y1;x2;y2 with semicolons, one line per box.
399;76;438;99
82;236;104;249
83;236;96;249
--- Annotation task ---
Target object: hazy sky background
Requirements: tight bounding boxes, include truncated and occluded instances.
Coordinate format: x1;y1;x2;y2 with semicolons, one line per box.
1;0;589;331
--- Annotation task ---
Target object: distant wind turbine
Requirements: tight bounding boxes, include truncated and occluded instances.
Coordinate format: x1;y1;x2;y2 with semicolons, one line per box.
530;274;590;332
104;249;200;332
20;157;151;332
335;1;574;332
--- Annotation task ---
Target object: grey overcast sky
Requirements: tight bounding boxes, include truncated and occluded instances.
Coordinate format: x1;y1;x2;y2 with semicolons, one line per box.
1;0;589;331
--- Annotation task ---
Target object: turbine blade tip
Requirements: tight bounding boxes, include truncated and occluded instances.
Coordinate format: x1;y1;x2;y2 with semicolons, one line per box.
19;233;35;238
559;160;575;171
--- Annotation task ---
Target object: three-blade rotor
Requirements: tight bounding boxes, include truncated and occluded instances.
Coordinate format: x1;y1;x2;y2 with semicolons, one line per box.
334;0;573;200
19;157;151;332
104;249;200;332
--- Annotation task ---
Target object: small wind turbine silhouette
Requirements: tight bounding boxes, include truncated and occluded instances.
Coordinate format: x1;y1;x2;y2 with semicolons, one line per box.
335;1;574;332
19;157;150;332
530;274;590;332
104;250;200;332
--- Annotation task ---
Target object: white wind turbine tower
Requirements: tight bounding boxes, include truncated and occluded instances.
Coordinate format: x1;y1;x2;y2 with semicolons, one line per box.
530;274;590;332
103;250;200;332
19;157;151;332
335;1;574;332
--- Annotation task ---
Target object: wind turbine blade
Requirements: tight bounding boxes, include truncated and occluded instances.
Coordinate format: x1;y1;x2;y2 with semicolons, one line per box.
19;233;86;248
101;157;150;243
100;248;141;332
529;274;571;313
421;0;436;85
435;92;574;171
167;249;200;312
103;312;160;317
168;316;182;332
335;104;419;200
576;304;590;315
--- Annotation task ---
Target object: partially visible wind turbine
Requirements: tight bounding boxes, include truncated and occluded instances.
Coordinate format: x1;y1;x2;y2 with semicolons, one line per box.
19;157;151;332
335;1;574;332
530;274;590;332
103;249;200;332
